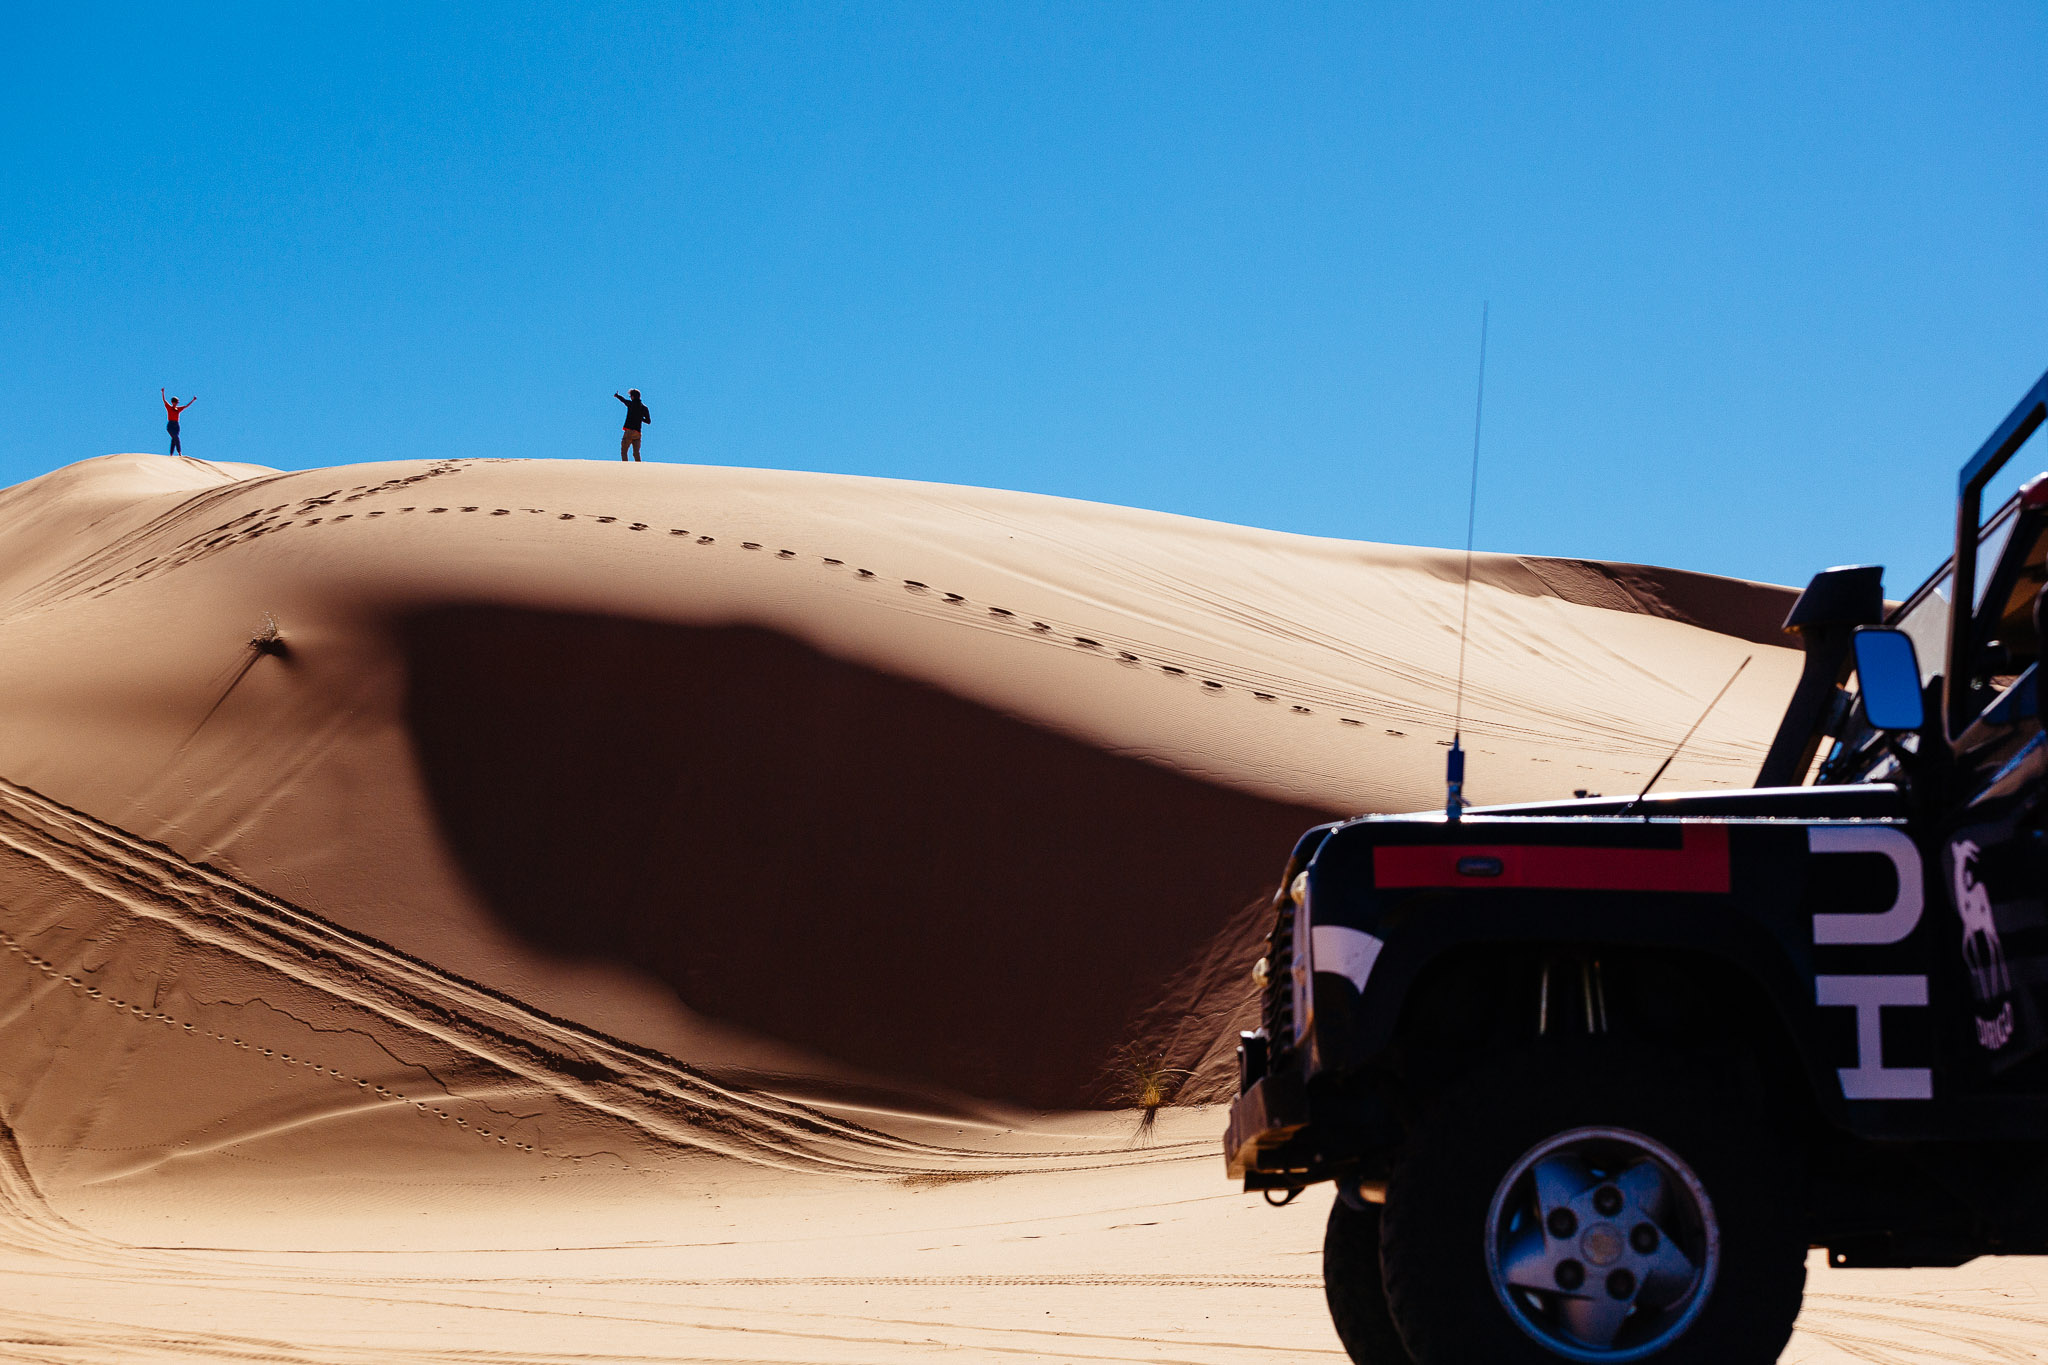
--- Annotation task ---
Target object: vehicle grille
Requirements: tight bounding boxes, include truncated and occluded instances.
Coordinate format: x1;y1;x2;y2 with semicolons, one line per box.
1260;888;1296;1063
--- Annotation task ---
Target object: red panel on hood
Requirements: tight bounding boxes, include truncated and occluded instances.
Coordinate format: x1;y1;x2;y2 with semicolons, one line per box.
1372;823;1730;893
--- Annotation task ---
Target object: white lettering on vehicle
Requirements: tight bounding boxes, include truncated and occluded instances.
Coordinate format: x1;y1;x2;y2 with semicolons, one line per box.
1810;826;1923;945
1815;975;1933;1100
1978;1001;2016;1051
1809;827;1930;1100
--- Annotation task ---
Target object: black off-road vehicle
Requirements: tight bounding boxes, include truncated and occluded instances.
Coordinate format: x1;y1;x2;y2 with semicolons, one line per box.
1226;366;2048;1363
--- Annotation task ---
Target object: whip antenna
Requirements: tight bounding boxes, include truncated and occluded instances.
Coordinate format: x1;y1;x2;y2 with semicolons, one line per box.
1447;303;1488;821
1623;654;1752;816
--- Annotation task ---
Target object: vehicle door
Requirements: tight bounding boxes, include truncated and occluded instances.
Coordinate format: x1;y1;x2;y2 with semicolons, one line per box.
1940;509;2048;1085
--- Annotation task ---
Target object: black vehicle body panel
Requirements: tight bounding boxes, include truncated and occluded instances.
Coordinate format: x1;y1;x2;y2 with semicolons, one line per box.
1305;817;1880;1120
1225;367;2048;1266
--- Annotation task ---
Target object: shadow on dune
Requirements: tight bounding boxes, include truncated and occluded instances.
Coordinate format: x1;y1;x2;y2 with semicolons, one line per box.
399;607;1333;1110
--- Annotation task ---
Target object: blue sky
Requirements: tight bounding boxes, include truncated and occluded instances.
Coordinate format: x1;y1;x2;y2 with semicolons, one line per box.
3;3;2043;592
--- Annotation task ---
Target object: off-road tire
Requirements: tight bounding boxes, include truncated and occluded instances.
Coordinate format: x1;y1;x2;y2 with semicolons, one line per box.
1380;1039;1806;1363
1324;1194;1415;1363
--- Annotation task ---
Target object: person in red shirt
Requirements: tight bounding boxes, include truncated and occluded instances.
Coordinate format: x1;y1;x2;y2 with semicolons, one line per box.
161;389;196;456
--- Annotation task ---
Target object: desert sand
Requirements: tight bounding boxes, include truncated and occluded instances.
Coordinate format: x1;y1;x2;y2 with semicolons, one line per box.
0;451;2023;1362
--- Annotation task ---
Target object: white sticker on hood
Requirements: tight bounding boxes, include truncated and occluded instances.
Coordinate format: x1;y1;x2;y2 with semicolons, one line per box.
1311;925;1385;993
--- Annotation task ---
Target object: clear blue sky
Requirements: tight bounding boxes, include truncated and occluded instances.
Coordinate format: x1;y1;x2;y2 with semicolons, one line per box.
4;3;2043;592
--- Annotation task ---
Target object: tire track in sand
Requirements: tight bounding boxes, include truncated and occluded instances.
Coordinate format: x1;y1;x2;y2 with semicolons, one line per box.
1789;1287;2048;1363
0;773;1202;1180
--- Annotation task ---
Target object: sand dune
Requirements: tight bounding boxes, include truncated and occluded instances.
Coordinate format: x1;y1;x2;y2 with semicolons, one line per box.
0;453;1800;1125
1;452;2005;1361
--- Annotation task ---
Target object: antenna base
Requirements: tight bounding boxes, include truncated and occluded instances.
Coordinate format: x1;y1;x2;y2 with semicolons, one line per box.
1445;738;1467;822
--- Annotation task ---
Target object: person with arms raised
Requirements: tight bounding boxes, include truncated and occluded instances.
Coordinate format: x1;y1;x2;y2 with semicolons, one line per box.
615;389;650;462
162;389;196;456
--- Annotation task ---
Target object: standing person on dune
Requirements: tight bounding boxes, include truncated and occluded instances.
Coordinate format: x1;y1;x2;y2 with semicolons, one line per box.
615;388;649;462
161;389;196;456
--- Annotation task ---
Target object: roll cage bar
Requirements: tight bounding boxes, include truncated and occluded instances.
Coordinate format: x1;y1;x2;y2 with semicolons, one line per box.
1949;368;2048;739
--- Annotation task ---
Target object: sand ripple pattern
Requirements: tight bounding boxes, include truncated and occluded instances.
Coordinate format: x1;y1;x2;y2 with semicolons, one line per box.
0;773;1197;1180
1787;1286;2048;1362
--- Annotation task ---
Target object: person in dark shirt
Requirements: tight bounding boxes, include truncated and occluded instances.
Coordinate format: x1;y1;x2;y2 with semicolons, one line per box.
162;389;196;456
615;389;650;462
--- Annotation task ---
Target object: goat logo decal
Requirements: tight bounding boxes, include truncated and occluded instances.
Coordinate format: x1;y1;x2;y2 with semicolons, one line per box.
1952;838;2015;1051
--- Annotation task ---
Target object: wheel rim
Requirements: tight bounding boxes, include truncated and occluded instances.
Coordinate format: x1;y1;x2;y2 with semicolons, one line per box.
1483;1126;1720;1362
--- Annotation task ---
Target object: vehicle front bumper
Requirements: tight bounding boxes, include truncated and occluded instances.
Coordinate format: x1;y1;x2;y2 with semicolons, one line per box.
1223;1073;1308;1183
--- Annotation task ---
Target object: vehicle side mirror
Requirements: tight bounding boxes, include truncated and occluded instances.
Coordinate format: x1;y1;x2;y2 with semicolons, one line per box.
1853;627;1925;731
